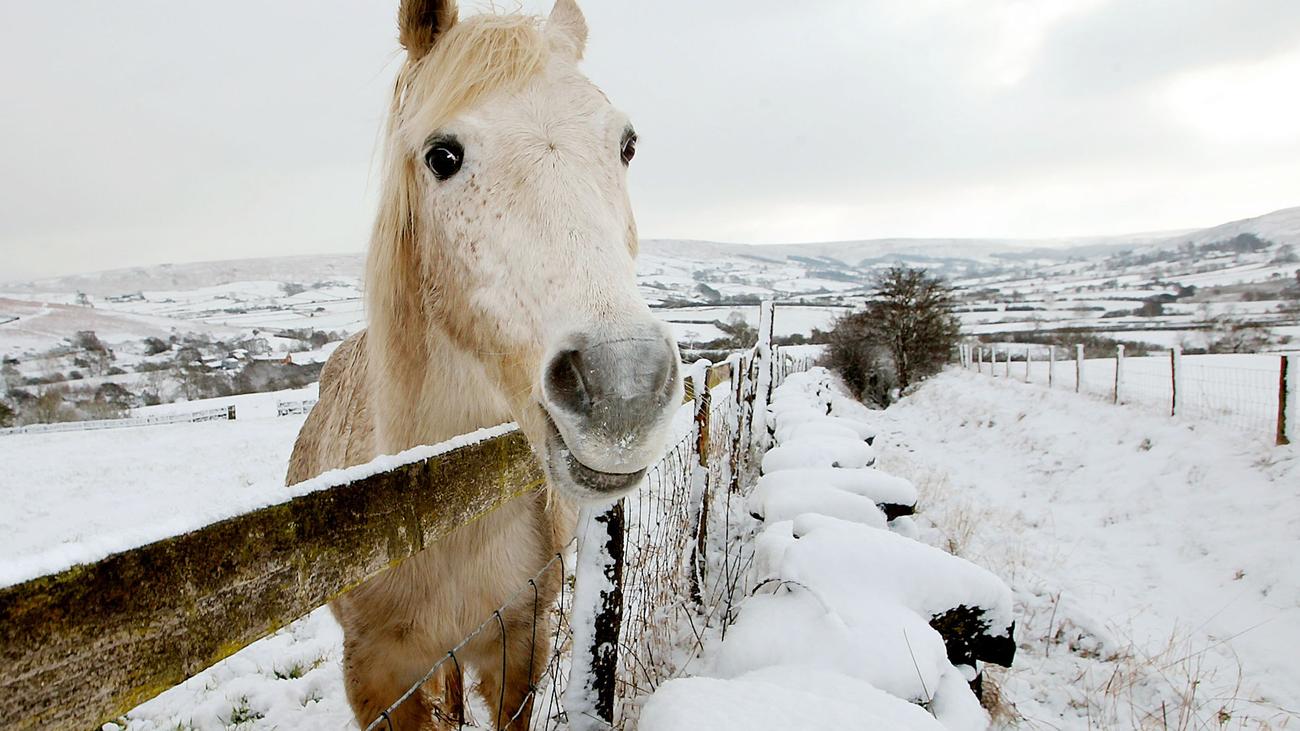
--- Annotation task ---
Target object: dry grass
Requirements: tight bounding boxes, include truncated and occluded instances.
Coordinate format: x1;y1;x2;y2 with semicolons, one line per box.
875;451;1298;730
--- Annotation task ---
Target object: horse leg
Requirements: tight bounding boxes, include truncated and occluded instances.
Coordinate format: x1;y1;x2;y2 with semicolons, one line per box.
340;627;443;731
466;596;558;730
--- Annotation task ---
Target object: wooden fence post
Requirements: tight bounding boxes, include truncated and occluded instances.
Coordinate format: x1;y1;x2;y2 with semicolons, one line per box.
1170;347;1183;417
751;301;776;450
690;375;712;605
227;405;236;421
1114;344;1125;404
1279;355;1297;446
977;347;984;373
1025;347;1032;383
565;501;626;730
1048;345;1056;388
1075;344;1084;393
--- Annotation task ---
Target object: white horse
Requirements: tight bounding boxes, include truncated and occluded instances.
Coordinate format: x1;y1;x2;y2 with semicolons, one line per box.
287;1;681;728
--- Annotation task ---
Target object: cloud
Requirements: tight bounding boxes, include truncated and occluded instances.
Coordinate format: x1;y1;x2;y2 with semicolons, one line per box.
2;0;1299;278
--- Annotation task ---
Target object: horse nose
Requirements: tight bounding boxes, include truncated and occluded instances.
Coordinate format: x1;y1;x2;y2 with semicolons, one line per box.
544;326;679;462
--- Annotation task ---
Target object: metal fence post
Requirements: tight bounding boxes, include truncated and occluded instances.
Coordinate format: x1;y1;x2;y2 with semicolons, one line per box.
1279;355;1297;446
1114;344;1125;404
1048;345;1056;388
1171;347;1182;417
1075;344;1084;393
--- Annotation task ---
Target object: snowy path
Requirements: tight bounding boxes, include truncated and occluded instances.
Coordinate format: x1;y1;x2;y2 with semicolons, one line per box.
879;371;1300;729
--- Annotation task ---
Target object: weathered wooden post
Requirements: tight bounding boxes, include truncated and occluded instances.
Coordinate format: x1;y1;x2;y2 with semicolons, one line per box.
1048;345;1056;388
977;347;984;373
1278;355;1297;446
1075;344;1084;393
1025;347;1032;383
1005;348;1013;378
565;500;625;730
1170;347;1183;417
227;405;237;421
690;374;713;604
751;301;776;451
1114;344;1125;404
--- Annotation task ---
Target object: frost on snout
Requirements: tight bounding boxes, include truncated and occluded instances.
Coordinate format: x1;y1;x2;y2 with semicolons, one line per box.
539;323;681;499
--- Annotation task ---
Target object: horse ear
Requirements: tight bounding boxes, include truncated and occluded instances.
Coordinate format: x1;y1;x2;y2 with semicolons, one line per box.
399;0;458;60
548;0;588;60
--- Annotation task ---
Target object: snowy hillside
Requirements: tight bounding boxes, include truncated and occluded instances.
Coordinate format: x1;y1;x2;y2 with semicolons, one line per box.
1;205;1297;428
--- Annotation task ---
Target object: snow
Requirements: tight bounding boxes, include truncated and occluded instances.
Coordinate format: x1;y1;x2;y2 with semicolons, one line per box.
0;387;515;588
640;668;947;731
761;436;876;472
753;467;917;509
640;367;1007;730
878;369;1300;728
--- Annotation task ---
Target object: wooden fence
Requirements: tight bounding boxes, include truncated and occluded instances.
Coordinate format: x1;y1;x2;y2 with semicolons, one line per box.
0;304;792;730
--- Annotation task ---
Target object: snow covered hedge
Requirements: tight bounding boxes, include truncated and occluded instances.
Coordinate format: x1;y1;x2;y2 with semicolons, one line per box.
640;368;1015;731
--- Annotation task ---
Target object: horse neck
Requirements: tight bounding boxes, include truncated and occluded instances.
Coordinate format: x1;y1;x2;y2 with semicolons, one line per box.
367;319;511;454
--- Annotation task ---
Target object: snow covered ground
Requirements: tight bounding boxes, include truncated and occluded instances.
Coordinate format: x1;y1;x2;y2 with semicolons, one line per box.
0;385;315;586
879;370;1300;728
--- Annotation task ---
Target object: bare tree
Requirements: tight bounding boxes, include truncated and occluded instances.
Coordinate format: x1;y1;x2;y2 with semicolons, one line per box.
823;266;960;403
864;266;961;389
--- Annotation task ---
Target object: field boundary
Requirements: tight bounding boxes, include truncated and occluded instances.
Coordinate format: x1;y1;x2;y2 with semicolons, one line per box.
0;405;236;436
960;343;1298;446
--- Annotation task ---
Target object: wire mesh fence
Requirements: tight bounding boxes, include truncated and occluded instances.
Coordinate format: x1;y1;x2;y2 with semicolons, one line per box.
962;344;1296;445
359;346;789;730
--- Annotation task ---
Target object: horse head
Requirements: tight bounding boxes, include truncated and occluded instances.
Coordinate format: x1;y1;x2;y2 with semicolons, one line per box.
369;0;682;503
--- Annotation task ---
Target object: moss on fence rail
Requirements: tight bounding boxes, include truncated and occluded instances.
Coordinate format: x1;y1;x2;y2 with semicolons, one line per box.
0;432;543;730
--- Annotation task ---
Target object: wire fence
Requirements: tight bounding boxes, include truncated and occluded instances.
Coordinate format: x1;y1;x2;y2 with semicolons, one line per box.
0;404;235;436
359;344;791;730
962;344;1297;446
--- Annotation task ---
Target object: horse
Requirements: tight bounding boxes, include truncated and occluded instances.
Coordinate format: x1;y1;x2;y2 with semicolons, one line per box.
285;1;682;728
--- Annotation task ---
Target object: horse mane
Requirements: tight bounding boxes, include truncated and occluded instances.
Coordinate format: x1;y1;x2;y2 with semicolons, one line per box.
365;12;550;402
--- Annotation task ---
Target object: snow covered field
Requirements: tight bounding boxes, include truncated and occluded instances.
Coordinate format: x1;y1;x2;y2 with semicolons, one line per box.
880;371;1300;728
0;385;315;586
6;360;1299;729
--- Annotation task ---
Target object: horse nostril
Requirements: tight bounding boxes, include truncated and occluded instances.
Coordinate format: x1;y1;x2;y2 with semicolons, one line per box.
546;349;592;416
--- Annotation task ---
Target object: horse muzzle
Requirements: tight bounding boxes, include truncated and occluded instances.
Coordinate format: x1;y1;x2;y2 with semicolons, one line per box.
539;323;681;501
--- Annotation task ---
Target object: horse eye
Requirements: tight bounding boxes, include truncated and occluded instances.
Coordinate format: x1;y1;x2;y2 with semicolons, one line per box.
424;138;463;180
620;132;637;165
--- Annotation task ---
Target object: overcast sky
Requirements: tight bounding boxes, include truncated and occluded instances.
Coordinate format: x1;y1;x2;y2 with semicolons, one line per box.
3;0;1300;280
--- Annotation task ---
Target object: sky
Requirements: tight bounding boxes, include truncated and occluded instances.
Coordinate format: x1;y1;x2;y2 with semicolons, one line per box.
3;0;1300;280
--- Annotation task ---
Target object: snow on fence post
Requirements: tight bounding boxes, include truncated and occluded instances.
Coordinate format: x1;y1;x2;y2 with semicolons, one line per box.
1075;344;1084;393
1278;355;1297;446
564;500;626;730
1170;347;1183;417
1025;346;1032;383
1048;345;1056;388
1005;347;1013;378
976;347;984;373
1114;344;1125;404
750;301;775;450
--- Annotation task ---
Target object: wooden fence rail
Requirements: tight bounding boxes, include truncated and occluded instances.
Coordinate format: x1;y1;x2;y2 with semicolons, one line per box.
2;303;796;730
1;432;543;729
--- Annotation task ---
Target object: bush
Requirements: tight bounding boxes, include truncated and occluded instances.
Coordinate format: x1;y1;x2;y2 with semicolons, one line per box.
822;266;960;404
